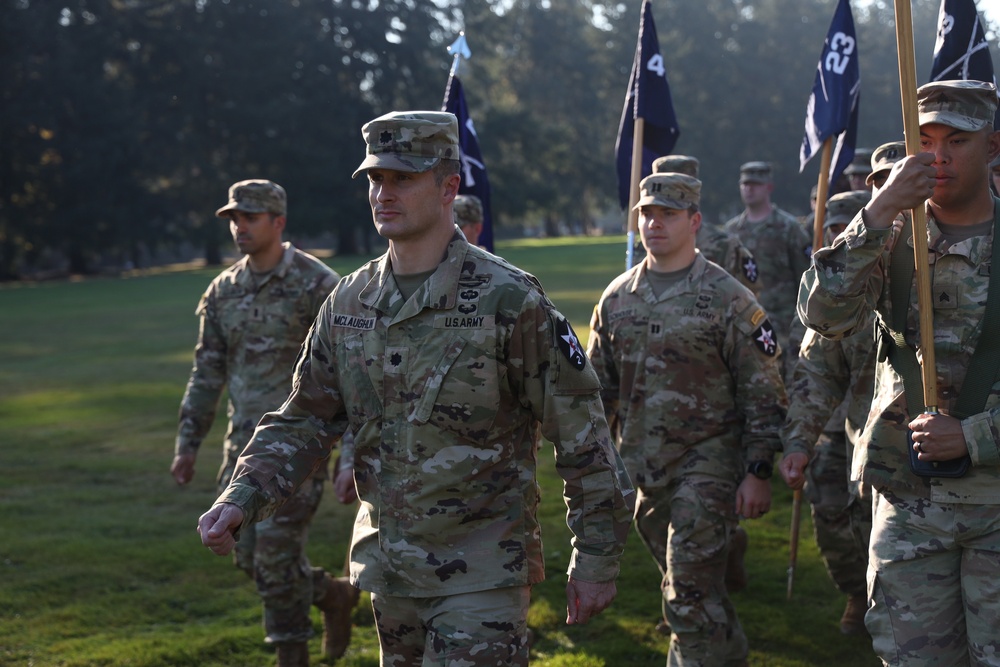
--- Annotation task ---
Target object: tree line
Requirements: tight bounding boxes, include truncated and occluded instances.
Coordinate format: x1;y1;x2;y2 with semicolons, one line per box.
2;0;996;280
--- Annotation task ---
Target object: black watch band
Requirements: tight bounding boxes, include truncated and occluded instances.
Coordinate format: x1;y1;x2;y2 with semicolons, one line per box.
747;460;773;480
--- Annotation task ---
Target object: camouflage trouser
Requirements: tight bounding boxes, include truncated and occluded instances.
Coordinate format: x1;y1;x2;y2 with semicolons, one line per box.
231;475;327;644
805;431;870;596
370;585;530;667
868;488;1000;666
634;475;748;667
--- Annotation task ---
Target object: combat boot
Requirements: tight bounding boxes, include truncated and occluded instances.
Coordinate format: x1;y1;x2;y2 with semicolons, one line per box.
839;593;868;635
314;574;360;659
275;641;309;667
724;525;749;593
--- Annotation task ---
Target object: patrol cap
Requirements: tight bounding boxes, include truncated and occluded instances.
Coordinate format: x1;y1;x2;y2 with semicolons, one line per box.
634;172;701;210
215;180;287;218
453;194;483;228
917;80;998;132
866;141;906;187
844;147;874;176
824;190;870;229
652;154;700;177
739;161;772;184
352;110;460;178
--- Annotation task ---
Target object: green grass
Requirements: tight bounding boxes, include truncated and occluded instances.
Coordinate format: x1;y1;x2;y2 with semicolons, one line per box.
0;237;877;666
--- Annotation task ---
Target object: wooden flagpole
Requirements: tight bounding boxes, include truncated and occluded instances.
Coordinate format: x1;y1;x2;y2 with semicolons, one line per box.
893;0;938;412
626;118;645;269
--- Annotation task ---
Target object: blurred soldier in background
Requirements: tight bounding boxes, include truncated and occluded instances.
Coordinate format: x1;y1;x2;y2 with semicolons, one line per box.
172;180;356;666
453;193;484;246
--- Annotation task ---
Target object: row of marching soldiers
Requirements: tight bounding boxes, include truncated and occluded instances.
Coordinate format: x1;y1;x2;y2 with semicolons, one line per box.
590;78;999;666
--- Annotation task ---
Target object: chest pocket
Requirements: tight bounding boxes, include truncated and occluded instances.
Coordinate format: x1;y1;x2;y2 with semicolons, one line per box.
409;334;505;444
340;331;384;428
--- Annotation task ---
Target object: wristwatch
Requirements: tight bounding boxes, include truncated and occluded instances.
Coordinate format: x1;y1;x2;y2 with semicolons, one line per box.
747;460;773;480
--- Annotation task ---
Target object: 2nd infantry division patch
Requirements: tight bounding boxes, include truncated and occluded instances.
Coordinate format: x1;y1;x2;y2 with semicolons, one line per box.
753;320;778;356
556;317;587;370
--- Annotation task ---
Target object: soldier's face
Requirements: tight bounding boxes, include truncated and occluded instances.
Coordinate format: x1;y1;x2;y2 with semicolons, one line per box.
739;181;770;206
991;164;1000;195
639;205;699;263
920;124;999;210
229;211;283;257
368;167;454;242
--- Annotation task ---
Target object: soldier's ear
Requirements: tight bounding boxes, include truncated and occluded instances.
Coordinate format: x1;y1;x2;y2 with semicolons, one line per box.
985;129;1000;163
272;214;287;234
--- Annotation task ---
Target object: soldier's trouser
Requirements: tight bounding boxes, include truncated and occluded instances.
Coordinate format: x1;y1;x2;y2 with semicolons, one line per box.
370;586;530;667
868;488;1000;667
806;432;869;596
635;475;748;667
233;476;326;644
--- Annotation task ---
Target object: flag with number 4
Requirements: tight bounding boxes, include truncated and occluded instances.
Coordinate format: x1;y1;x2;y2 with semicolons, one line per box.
615;0;680;209
799;0;860;189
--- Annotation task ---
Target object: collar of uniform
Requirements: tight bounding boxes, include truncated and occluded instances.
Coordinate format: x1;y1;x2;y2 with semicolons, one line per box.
922;211;994;264
359;231;469;314
232;241;295;288
628;252;706;300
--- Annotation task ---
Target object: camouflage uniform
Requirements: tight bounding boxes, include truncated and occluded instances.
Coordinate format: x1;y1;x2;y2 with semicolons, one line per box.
177;240;341;643
215;231;634;661
781;322;876;599
782;191;874;605
798;80;1000;666
588;246;787;666
724;168;812;366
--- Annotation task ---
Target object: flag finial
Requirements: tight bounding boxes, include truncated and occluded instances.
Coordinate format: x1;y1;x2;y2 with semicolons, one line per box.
447;32;472;77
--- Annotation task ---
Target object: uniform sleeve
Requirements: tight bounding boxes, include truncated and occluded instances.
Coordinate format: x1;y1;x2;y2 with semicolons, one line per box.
175;287;228;456
798;211;891;340
509;289;634;583
729;299;788;464
780;328;851;459
586;298;620;430
216;296;347;526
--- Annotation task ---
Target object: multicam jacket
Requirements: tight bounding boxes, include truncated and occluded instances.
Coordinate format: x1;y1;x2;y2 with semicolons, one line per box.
216;232;634;597
799;201;1000;502
696;225;763;297
587;254;787;490
725;206;813;349
175;243;340;485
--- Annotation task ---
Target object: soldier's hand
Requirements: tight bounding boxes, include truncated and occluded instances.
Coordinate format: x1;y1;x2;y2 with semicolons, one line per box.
779;452;809;491
866;153;936;229
909;412;969;462
170;453;197;485
197;503;244;556
735;475;772;519
333;465;357;504
565;577;616;625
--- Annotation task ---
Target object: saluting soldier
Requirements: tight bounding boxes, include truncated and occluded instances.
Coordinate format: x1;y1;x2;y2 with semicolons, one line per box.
589;171;786;666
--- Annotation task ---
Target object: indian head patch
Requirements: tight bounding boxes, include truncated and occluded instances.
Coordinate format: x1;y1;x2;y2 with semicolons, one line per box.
556;317;587;370
753;319;777;356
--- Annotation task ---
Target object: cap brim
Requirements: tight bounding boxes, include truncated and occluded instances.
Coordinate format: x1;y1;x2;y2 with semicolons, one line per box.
919;111;988;132
633;195;689;211
351;153;441;179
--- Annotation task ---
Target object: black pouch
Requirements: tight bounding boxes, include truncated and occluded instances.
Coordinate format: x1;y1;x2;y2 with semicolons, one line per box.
907;429;970;478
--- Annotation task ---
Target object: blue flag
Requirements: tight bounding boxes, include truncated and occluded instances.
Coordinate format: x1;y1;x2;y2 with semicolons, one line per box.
443;74;494;252
930;0;1000;127
799;0;861;189
615;0;679;210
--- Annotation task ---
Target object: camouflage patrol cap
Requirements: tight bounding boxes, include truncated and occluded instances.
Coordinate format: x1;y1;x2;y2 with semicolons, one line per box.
215;180;287;218
352;110;460;178
866;141;906;187
739;161;772;184
917;80;998;132
652;155;700;177
453;194;483;228
634;172;701;210
824;190;870;229
844;147;874;176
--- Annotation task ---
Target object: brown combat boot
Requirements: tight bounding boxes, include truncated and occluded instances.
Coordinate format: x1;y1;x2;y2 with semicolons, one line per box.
314;574;360;659
839;593;868;635
724;525;749;594
275;641;309;667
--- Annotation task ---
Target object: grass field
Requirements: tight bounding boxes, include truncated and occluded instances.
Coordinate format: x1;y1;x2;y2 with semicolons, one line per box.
0;236;879;666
